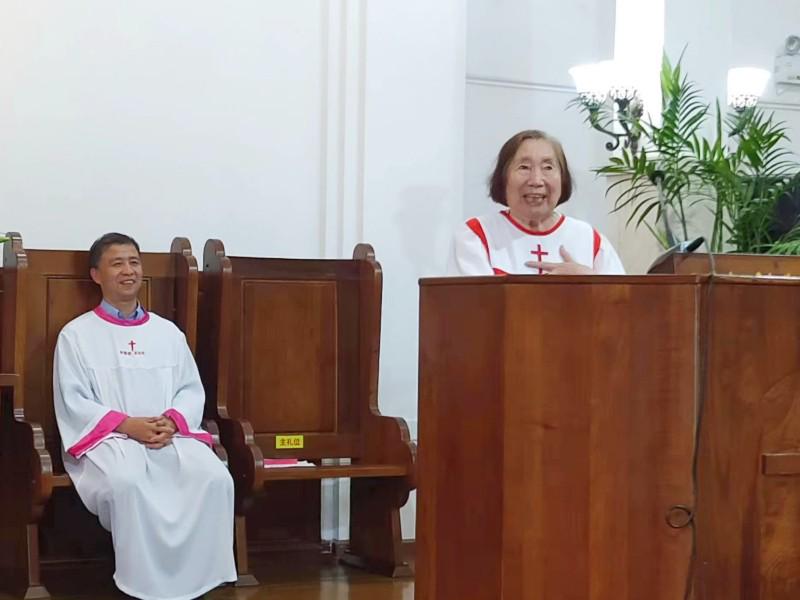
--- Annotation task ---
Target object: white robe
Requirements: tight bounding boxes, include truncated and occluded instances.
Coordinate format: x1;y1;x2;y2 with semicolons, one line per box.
447;209;626;276
54;308;237;600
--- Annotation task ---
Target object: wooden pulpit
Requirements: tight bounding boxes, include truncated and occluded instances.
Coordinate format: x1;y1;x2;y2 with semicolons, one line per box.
648;250;800;277
417;268;800;600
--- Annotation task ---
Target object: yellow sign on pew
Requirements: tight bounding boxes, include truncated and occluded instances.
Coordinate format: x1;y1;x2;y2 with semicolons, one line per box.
275;435;304;450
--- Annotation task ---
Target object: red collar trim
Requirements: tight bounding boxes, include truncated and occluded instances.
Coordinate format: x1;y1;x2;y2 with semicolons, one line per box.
501;210;565;235
93;306;150;327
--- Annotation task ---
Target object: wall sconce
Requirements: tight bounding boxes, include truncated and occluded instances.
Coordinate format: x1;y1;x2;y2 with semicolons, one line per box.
727;67;771;111
569;61;643;153
570;61;771;151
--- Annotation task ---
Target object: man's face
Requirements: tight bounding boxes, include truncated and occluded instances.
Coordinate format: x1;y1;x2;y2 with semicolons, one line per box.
90;243;143;306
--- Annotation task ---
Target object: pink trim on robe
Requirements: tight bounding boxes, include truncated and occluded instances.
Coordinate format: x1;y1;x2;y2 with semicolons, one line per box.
163;408;213;447
68;410;128;458
93;306;150;327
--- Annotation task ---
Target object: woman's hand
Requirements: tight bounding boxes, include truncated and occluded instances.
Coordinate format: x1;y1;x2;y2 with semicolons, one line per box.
525;246;594;275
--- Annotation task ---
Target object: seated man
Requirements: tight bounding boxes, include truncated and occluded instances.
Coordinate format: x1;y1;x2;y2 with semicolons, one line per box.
53;232;237;600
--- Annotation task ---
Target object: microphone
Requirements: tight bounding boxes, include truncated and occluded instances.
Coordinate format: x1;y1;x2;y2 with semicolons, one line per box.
647;236;706;273
680;237;704;253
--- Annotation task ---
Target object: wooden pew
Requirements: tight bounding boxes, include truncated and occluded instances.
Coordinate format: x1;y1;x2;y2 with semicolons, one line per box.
0;264;24;580
0;233;202;599
198;240;415;585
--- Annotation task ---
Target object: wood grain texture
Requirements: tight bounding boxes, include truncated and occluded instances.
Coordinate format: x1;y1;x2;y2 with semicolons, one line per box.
762;453;800;476
648;251;800;276
695;278;800;600
242;280;337;433
419;272;800;600
198;240;415;583
417;276;698;600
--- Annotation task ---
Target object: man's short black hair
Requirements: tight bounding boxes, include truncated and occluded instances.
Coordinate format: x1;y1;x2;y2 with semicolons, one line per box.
89;233;141;269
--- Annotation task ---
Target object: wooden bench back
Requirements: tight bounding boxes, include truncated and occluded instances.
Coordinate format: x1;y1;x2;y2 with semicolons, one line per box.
198;241;386;461
0;268;4;362
1;234;198;474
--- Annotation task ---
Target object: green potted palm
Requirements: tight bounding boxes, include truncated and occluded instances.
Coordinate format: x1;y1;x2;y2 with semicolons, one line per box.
574;54;800;254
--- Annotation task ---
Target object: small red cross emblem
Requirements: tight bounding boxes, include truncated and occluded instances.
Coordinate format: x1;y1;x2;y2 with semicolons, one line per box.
128;340;136;352
530;244;549;274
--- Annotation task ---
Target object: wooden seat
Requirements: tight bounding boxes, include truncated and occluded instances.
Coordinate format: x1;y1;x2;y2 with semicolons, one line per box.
0;233;205;600
259;464;409;481
198;240;415;585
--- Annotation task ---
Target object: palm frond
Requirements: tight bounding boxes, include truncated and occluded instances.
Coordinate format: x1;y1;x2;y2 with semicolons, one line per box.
573;51;799;253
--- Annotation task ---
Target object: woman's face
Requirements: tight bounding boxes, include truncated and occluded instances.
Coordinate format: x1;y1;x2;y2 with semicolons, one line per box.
504;138;562;226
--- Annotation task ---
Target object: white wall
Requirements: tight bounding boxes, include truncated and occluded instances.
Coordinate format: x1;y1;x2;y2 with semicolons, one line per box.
363;0;465;438
731;1;800;138
0;0;466;541
664;0;733;119
0;1;327;256
664;0;800;154
362;0;466;542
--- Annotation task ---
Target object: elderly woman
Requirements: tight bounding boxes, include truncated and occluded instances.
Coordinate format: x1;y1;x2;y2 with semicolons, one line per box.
448;129;625;276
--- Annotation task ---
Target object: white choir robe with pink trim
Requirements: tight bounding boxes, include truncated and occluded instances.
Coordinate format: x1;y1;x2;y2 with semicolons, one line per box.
447;209;626;276
53;309;236;600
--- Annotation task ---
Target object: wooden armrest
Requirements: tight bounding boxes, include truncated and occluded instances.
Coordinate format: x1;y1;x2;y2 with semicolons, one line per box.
363;414;416;470
52;474;72;488
0;373;19;388
202;418;229;466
